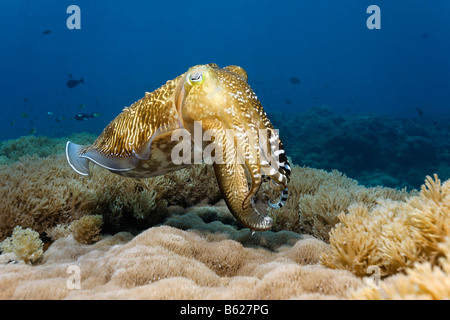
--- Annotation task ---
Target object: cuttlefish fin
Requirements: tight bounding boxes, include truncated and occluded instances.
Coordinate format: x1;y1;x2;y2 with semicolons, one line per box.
213;163;273;231
66;141;90;176
66;141;138;176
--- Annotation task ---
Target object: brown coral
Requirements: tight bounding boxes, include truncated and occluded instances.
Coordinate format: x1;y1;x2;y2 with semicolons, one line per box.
69;215;103;244
0;154;221;241
259;165;411;241
0;224;362;299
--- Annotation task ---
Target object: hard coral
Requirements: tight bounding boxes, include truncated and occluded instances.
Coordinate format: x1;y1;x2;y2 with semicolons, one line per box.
0;225;363;299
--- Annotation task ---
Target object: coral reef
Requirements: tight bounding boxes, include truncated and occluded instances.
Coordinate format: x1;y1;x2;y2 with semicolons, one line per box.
0;154;220;242
260;165;411;241
0;132;449;299
322;174;450;278
270;106;450;189
0;133;95;164
0;147;410;244
351;238;450;300
0;222;363;299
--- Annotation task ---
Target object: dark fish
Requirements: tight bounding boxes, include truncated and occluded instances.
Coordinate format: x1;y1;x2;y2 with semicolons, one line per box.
289;77;301;85
285;99;292;105
416;107;424;117
21;113;29;118
29;128;37;134
42;30;52;35
420;33;430;39
24;98;29;102
75;113;100;121
66;78;84;88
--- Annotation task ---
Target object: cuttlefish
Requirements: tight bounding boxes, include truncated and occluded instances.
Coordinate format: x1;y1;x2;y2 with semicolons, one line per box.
66;64;291;231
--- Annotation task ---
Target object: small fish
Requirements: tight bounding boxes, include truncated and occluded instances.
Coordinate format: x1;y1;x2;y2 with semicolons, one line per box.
42;30;52;35
78;104;86;109
10;121;15;126
416;107;424;117
29;128;37;134
47;111;54;115
289;77;301;85
285;99;292;105
21;113;29;118
75;113;100;121
66;78;84;88
24;98;29;102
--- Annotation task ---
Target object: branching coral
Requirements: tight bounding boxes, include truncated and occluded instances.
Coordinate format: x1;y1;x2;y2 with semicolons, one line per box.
0;226;43;264
259;165;411;241
0;154;221;241
322;174;450;278
351;238;450;300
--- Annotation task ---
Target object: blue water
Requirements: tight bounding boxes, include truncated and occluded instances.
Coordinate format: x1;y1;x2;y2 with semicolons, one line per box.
0;0;449;140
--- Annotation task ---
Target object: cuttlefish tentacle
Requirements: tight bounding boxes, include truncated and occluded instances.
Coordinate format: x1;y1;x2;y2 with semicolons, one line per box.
259;127;291;208
201;118;269;230
214;163;272;230
235;125;263;211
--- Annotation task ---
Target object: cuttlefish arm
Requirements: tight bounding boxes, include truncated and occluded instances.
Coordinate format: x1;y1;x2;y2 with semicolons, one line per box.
201;119;272;231
214;163;273;231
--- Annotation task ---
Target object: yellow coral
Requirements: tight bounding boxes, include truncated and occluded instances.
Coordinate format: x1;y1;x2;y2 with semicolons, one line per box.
0;226;43;264
351;238;450;300
260;165;411;241
322;175;450;278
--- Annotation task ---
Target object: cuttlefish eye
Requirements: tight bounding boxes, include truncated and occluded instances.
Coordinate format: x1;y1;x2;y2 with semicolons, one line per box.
189;72;204;85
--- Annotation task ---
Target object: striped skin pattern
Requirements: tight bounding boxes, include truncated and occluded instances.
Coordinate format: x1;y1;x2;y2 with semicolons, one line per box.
66;64;290;231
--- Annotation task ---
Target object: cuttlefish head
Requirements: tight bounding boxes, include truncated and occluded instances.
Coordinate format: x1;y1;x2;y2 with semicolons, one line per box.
175;63;248;131
174;64;290;231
